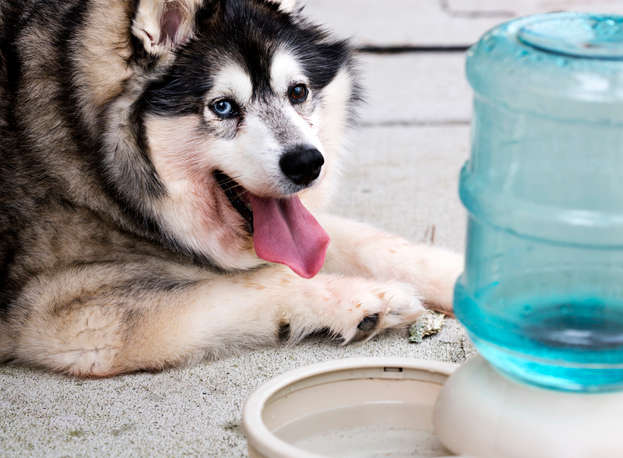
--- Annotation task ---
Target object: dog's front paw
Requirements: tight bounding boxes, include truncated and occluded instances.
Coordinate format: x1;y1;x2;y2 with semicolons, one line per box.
325;279;425;344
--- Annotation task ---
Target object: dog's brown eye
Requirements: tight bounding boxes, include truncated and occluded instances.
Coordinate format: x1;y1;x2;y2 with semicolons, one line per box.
288;84;309;105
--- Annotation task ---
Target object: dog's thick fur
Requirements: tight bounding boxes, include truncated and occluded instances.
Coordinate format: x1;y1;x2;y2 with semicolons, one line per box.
0;0;462;376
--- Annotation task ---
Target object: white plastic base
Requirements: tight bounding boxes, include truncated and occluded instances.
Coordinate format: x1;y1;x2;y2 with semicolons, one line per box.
434;356;623;458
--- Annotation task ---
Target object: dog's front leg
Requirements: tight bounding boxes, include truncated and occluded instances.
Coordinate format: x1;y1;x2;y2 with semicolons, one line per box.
318;214;463;313
11;263;424;376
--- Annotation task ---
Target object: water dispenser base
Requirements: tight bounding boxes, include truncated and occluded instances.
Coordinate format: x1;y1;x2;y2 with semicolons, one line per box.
434;355;623;458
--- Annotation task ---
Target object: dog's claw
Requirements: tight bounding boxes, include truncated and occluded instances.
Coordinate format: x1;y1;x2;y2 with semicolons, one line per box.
357;314;379;332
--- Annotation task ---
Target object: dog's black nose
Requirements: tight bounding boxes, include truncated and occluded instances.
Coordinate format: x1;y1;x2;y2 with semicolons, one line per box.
280;146;325;186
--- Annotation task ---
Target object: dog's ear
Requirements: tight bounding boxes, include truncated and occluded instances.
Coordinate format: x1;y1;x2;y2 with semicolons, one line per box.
132;0;202;56
271;0;297;13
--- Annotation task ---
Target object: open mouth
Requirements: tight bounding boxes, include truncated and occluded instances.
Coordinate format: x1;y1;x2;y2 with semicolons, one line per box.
211;169;331;279
214;170;254;233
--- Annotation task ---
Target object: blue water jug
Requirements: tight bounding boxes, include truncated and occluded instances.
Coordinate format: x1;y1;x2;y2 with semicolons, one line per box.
455;13;623;392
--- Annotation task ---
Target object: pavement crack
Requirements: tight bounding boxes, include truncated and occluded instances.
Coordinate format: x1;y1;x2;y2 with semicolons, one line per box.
439;0;515;19
358;119;471;128
357;45;469;54
356;1;515;54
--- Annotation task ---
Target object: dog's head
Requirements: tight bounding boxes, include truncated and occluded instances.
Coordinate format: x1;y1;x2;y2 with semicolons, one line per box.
97;0;357;275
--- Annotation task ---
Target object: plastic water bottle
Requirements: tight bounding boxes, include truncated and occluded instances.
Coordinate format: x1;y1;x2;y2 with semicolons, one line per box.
455;13;623;392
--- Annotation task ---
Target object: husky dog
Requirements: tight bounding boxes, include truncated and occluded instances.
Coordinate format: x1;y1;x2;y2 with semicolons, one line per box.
0;0;462;376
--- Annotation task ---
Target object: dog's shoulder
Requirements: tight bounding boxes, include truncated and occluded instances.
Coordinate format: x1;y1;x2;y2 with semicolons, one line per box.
0;0;118;311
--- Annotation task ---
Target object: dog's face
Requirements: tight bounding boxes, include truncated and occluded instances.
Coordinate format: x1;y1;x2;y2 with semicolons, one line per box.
125;0;357;273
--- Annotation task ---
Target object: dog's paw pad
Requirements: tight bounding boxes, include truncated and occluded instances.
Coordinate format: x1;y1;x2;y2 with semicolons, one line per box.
357;314;379;332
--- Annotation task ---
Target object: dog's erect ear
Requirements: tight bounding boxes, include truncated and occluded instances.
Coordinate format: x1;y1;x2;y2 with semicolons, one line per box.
271;0;297;13
132;0;202;56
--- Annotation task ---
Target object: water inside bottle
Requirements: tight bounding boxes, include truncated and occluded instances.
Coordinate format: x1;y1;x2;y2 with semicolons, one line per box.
522;301;623;350
456;281;623;392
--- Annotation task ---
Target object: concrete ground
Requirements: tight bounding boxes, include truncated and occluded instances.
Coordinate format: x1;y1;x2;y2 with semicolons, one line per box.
0;0;615;456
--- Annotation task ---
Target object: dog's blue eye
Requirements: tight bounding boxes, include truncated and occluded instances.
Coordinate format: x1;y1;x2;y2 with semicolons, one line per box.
211;99;239;119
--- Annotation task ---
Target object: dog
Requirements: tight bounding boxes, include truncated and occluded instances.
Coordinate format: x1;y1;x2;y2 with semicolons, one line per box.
0;0;462;377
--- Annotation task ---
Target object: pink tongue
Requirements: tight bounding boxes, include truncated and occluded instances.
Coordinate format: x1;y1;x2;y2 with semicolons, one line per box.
249;195;330;279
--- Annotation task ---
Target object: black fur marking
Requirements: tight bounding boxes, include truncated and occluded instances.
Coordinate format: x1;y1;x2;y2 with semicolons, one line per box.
56;1;95;153
278;322;291;342
141;63;211;116
129;102;167;200
0;230;18;316
214;170;253;233
2;2;28;106
115;275;199;297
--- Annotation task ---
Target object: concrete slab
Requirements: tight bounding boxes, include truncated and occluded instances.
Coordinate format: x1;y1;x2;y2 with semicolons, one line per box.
304;0;623;47
0;124;472;457
446;0;623;15
303;0;508;47
0;322;475;457
334;126;469;252
357;53;472;125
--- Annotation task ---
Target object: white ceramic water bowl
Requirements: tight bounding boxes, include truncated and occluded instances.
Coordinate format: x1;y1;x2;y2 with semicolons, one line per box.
242;358;458;458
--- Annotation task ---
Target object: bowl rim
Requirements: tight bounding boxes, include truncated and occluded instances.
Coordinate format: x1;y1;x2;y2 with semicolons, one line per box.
242;357;458;458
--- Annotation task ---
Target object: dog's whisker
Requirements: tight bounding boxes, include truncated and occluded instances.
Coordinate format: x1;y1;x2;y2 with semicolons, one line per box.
214;174;244;190
232;190;248;202
220;183;245;194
